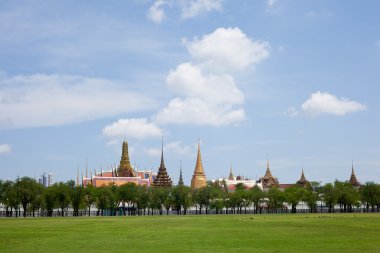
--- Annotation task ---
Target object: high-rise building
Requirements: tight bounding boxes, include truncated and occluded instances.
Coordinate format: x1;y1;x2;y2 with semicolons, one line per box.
48;171;53;187
191;140;207;189
42;173;48;188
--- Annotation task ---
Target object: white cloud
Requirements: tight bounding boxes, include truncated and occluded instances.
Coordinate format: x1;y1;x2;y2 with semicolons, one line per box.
156;97;245;126
285;106;300;118
0;73;155;128
146;140;192;157
180;0;222;19
166;62;244;104
267;0;277;7
154;27;268;126
301;91;367;117
102;118;163;140
147;0;168;24
0;144;11;154
185;27;270;72
146;0;222;23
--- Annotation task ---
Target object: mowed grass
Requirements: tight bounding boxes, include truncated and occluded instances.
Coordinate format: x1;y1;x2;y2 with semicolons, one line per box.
1;213;380;253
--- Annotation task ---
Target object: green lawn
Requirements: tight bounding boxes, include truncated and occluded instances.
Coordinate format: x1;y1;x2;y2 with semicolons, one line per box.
1;213;379;253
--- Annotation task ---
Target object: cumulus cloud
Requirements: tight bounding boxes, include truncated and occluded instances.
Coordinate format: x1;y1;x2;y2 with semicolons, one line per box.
166;62;244;104
0;144;11;154
146;0;222;23
147;0;168;24
301;91;367;117
156;97;245;126
185;27;270;72
180;0;222;19
145;140;192;157
0;73;155;128
267;0;277;7
155;27;268;126
102;118;163;140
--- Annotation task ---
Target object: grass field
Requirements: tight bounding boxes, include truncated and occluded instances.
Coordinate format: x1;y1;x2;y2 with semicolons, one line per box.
1;213;380;253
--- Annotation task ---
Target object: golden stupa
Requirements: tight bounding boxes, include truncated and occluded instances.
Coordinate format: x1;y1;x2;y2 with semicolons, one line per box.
191;139;207;189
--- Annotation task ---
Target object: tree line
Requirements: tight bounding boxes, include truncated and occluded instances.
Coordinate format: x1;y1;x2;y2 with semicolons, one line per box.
1;177;380;217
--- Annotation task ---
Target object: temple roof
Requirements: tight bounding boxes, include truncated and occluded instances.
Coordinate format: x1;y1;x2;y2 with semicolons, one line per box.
118;140;135;177
349;165;360;187
153;139;172;187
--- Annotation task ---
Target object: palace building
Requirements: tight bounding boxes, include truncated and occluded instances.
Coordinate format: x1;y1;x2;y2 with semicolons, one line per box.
212;166;263;192
82;140;155;187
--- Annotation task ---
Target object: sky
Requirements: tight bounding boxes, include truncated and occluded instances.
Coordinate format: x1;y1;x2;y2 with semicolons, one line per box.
0;0;379;185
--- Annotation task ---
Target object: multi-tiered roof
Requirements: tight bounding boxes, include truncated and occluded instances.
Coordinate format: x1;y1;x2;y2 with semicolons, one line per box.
153;140;172;187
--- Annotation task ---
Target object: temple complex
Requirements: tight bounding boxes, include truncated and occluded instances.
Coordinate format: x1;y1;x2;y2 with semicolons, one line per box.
191;140;207;189
152;141;173;187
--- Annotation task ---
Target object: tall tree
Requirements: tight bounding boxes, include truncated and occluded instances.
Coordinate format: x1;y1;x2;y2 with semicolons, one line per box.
322;183;337;213
284;186;303;213
249;185;265;214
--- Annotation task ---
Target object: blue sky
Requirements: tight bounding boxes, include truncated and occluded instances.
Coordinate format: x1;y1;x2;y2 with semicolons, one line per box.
1;0;379;185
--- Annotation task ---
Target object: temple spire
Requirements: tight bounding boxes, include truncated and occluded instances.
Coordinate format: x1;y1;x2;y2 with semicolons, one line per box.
118;140;134;177
349;160;360;187
153;137;172;187
191;138;207;189
178;161;184;186
228;164;234;180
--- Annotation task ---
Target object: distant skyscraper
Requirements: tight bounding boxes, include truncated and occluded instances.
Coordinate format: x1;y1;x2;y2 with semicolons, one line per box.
48;171;53;187
42;173;48;188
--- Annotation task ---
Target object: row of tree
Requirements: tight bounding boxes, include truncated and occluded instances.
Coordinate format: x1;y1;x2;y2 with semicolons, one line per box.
1;177;380;217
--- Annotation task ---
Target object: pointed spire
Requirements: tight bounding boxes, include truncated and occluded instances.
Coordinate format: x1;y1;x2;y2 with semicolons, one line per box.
160;136;165;170
85;159;88;178
298;163;307;185
153;137;172;187
349;160;360;187
228;164;234;180
118;139;134;177
76;165;79;187
178;161;184;186
191;138;207;189
265;159;273;177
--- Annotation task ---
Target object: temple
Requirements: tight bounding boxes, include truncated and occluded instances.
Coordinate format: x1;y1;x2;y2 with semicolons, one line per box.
82;140;155;187
349;163;360;187
296;166;309;187
259;160;279;189
191;140;207;189
153;140;173;187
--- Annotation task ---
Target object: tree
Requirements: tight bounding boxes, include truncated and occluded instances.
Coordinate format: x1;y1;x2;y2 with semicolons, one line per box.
284;186;303;213
118;183;137;215
361;182;379;212
30;183;45;217
172;185;192;215
209;185;225;214
1;180;18;217
322;183;337;213
249;185;265;214
135;185;149;215
95;187;114;216
44;186;57;217
267;187;284;213
84;185;95;216
334;181;360;213
69;185;84;216
54;182;70;217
